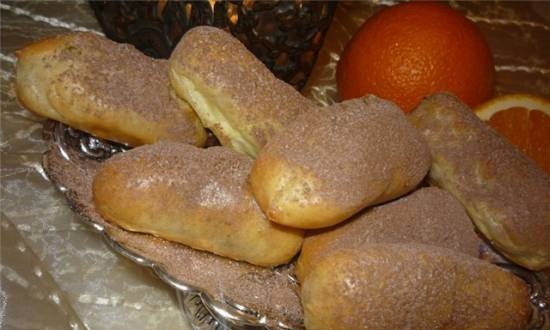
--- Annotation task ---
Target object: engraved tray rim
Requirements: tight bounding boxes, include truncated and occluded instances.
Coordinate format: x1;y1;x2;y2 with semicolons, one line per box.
42;121;549;330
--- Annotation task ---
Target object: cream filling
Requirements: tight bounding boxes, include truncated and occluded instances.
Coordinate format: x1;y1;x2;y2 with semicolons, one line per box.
170;69;259;157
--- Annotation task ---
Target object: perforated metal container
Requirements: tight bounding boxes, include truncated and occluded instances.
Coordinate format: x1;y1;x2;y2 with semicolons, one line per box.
89;0;335;90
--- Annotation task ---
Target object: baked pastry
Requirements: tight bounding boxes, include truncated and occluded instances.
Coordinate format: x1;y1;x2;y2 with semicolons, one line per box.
295;187;483;281
92;141;303;267
169;26;315;157
408;93;550;271
15;33;206;146
301;244;531;330
42;135;303;328
249;95;431;229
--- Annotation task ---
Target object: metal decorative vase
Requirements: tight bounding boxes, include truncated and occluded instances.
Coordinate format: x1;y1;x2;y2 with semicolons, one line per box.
89;0;336;90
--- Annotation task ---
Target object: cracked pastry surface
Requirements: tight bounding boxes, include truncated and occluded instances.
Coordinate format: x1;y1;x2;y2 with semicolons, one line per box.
408;93;550;271
15;32;206;146
302;244;531;330
250;95;431;229
169;26;315;157
296;187;483;281
92;141;303;267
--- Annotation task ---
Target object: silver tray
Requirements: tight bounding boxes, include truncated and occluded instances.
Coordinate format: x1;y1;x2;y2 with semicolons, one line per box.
44;121;297;330
43;121;549;330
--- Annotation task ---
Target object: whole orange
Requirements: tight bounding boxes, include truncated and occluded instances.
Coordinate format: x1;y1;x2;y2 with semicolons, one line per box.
337;2;494;112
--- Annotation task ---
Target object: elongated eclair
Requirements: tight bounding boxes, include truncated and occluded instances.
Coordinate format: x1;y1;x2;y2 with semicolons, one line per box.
302;244;531;330
249;95;431;229
42;135;304;327
92;141;303;267
408;93;550;271
169;26;316;157
295;187;483;281
16;33;206;146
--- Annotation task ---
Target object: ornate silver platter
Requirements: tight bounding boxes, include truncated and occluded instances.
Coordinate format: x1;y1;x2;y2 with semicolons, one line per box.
42;121;549;330
43;121;300;330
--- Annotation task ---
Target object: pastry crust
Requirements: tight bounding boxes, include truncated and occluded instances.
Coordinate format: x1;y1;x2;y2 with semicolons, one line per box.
295;187;483;281
302;244;531;330
15;33;206;146
169;26;315;157
408;93;550;270
92;141;303;267
250;95;431;229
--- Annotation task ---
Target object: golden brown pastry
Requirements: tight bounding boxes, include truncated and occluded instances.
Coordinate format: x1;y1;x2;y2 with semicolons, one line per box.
408;93;550;271
295;187;483;281
301;244;531;330
92;141;303;267
249;95;431;229
169;26;315;157
42;133;304;328
15;33;206;146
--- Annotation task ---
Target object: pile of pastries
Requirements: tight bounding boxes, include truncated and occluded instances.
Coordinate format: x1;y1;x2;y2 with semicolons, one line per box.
15;27;549;330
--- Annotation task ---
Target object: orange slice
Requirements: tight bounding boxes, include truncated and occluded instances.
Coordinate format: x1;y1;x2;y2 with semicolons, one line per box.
474;94;550;173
